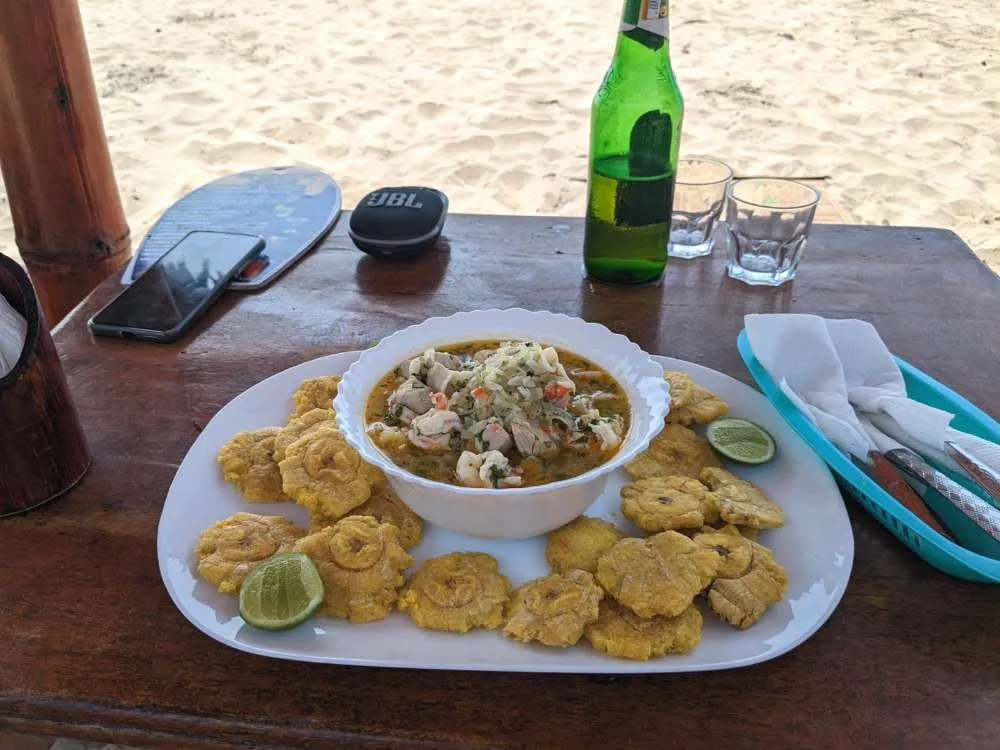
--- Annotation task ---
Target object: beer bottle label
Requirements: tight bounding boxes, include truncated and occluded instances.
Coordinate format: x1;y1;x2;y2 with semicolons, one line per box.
619;0;668;39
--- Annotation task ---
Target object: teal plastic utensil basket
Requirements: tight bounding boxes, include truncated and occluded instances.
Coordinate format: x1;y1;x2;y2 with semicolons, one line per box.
737;329;1000;583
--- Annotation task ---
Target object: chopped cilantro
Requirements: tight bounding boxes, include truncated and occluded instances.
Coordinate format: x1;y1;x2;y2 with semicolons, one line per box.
488;464;506;487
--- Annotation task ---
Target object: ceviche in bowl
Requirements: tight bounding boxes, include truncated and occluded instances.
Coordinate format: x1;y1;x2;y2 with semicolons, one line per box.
334;309;670;539
367;340;631;488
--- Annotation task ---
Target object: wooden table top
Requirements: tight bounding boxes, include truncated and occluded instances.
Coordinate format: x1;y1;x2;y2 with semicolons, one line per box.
2;214;999;750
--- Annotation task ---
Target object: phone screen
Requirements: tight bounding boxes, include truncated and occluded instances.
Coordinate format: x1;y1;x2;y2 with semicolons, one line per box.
92;231;263;333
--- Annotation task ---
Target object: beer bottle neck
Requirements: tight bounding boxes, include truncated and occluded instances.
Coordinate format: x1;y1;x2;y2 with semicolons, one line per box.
617;0;669;51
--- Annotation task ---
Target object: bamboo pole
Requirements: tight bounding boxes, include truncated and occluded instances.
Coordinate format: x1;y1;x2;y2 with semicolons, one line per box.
0;0;131;324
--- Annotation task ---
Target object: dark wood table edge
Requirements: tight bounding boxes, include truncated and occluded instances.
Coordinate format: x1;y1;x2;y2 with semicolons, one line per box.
0;697;498;750
835;225;991;264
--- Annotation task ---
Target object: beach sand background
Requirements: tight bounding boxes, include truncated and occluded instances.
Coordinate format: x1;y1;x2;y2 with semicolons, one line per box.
0;0;996;271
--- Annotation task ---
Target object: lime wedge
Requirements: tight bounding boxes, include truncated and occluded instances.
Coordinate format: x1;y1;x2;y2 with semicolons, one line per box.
239;552;324;631
706;418;776;465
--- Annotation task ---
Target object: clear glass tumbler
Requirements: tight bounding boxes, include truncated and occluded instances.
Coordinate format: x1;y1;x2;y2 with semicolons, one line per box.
725;178;820;286
668;157;733;259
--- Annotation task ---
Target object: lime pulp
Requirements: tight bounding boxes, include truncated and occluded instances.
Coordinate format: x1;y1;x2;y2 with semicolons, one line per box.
238;552;324;631
706;418;776;465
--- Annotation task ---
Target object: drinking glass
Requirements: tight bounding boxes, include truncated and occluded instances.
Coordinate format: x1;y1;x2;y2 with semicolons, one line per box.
725;178;820;286
668;157;733;259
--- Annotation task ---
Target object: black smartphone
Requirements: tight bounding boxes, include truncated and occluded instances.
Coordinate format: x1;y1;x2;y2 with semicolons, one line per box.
88;230;264;343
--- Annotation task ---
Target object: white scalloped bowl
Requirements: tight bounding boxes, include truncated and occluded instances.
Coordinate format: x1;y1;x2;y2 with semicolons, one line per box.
334;309;670;539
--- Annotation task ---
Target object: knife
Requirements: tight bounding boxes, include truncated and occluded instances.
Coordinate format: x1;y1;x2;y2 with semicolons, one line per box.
868;452;952;539
944;441;1000;505
885;448;1000;543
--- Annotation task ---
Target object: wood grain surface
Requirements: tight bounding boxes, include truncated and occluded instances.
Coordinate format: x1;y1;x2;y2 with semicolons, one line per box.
0;0;131;323
1;214;998;750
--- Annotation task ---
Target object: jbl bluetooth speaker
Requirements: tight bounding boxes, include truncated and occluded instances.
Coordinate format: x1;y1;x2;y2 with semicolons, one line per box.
348;186;448;257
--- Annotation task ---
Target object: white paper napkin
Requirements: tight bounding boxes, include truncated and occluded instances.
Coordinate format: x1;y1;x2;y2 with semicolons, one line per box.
744;313;1000;475
0;293;27;378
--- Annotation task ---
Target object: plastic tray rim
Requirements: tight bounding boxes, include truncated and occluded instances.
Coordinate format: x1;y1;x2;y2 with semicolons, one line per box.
736;328;1000;583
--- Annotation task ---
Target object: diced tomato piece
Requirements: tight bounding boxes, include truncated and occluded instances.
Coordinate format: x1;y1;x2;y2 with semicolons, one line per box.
544;382;571;401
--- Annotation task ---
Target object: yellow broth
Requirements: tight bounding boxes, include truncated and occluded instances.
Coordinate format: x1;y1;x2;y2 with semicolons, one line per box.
364;340;630;488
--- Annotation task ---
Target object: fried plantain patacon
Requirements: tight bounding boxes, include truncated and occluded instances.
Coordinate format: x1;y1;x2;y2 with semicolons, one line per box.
294;516;411;622
699;467;785;529
666;383;728;426
625;423;722;481
195;513;305;594
291;375;341;418
398;552;511;632
279;423;383;518
663;370;696;412
707;539;788;629
217;427;288;502
585;600;703;660
621;476;720;532
596;531;721;619
545;516;626;574
306;482;422;550
274;408;338;463
692;525;753;579
503;570;604;647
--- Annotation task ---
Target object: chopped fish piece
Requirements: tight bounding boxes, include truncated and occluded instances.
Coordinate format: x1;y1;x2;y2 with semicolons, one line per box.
456;450;522;488
408;409;462;452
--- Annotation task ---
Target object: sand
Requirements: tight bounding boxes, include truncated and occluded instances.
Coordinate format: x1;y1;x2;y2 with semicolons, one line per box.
0;0;997;271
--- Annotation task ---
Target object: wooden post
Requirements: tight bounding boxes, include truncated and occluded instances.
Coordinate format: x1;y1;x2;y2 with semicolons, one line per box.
0;0;131;324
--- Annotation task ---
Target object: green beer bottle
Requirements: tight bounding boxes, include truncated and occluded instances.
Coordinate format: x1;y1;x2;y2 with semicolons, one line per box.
583;0;683;284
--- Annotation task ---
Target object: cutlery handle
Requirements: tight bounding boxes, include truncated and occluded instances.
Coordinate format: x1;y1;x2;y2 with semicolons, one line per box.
869;452;952;538
885;449;1000;542
945;441;1000;505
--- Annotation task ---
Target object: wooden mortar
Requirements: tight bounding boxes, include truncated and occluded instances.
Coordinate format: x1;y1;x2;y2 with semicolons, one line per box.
0;253;91;516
